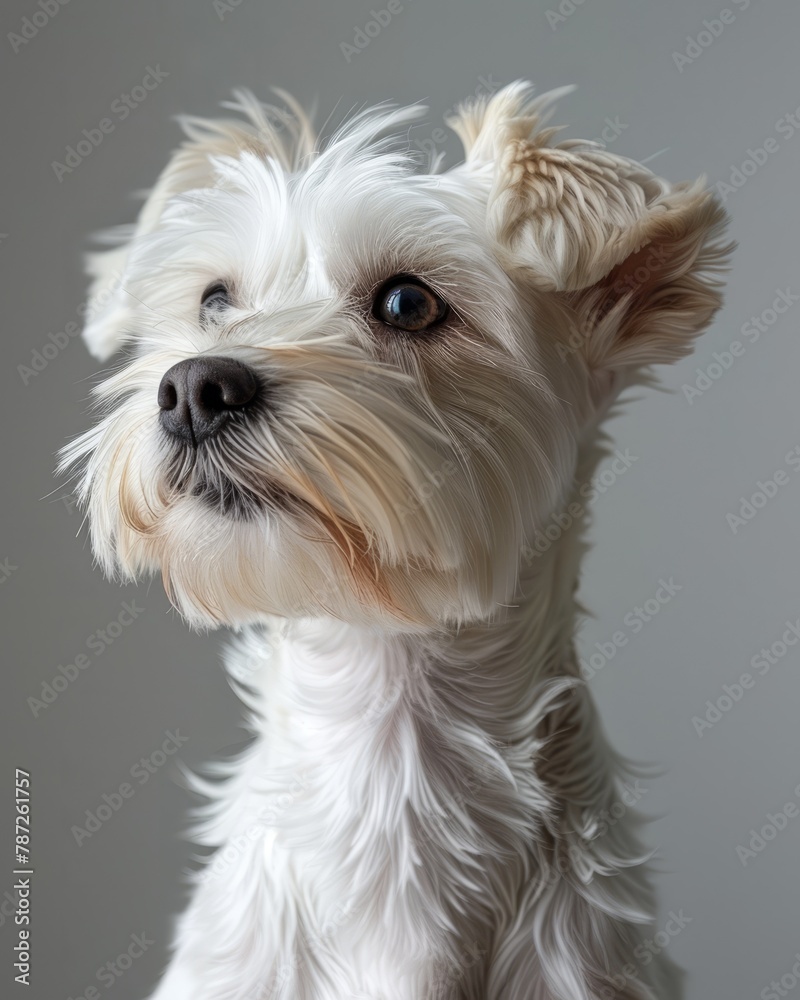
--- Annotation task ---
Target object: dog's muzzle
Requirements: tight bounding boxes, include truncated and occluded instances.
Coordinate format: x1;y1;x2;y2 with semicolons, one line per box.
158;356;260;446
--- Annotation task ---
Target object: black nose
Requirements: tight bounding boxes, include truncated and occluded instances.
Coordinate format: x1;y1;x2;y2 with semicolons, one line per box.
158;356;259;445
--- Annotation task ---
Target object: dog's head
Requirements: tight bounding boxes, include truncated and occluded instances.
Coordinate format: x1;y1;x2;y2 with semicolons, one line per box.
62;83;730;631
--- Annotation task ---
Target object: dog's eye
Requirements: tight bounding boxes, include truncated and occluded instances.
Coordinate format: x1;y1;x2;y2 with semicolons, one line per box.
201;282;231;312
372;276;448;333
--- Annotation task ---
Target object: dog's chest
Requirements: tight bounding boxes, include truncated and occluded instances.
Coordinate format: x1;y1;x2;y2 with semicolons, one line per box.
211;623;546;993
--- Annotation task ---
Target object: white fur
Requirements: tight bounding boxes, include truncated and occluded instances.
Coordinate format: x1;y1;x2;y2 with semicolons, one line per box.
61;83;732;999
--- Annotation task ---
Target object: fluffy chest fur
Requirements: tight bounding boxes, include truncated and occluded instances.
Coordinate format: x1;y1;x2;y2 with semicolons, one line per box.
182;613;575;999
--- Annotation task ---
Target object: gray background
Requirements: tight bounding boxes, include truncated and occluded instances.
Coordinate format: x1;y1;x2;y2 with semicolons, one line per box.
2;0;799;997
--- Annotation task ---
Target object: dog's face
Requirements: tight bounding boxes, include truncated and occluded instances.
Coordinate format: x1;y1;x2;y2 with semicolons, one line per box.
62;84;729;631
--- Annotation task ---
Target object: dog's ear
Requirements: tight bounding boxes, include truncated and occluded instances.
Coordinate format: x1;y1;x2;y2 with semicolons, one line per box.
82;90;315;361
447;82;733;371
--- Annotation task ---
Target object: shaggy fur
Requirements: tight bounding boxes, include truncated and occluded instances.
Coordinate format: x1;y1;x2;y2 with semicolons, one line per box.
61;82;731;999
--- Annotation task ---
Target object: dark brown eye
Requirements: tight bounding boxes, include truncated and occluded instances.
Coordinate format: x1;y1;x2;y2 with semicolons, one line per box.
201;281;231;313
372;276;448;333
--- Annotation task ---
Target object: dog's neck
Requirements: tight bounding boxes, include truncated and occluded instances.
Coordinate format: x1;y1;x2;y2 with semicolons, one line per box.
202;435;613;985
268;509;583;732
253;432;605;746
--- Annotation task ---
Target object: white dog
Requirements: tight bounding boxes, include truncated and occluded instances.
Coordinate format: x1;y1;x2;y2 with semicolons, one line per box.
62;83;731;1000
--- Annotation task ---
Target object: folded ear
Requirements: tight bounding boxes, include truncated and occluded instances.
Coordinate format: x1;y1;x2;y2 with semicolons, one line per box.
82;90;315;360
447;81;733;371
